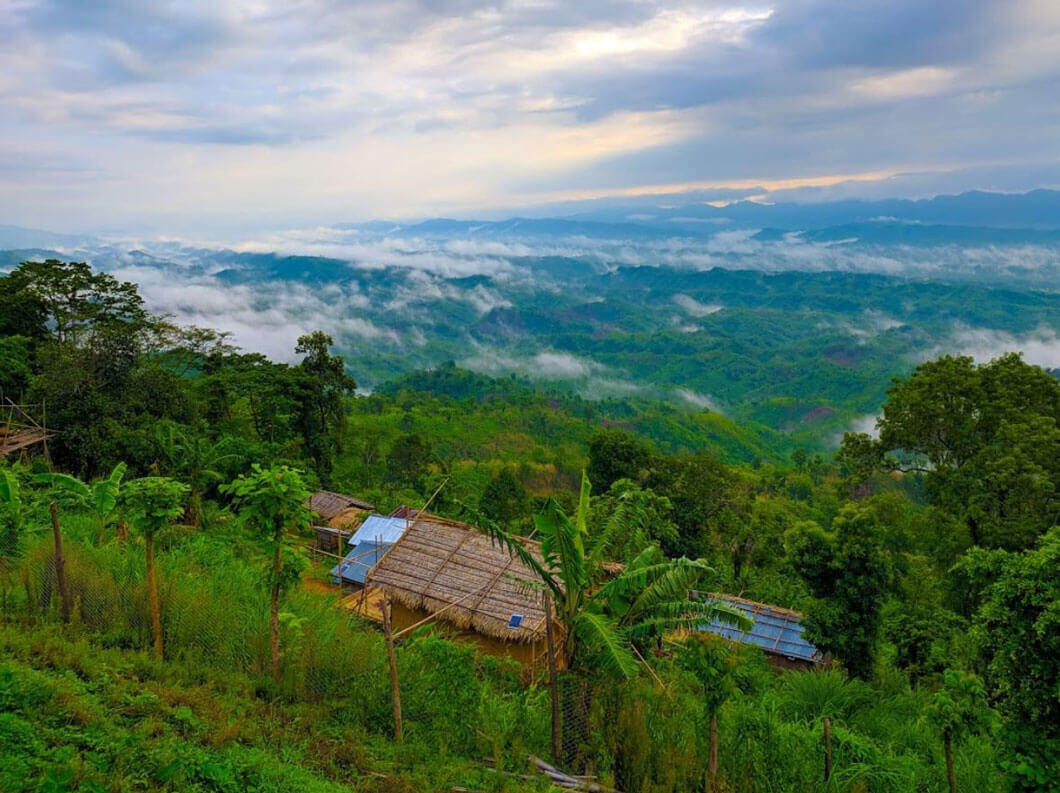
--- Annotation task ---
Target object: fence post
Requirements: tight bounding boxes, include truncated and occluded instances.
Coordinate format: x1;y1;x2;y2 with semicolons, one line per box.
383;597;403;743
49;502;71;623
824;717;833;782
544;591;562;765
708;713;719;782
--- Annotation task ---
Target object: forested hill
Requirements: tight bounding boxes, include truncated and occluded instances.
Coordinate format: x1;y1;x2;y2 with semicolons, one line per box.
6;202;1060;453
1;258;1059;792
374;362;794;464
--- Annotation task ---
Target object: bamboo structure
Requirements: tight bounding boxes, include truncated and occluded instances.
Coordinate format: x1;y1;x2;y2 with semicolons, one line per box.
366;515;550;644
1;400;52;459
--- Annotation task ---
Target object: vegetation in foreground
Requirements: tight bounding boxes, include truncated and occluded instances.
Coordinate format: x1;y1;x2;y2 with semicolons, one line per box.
1;258;1059;792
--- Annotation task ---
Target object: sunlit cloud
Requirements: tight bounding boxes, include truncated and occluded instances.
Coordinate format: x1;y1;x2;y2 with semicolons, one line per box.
1;0;1059;231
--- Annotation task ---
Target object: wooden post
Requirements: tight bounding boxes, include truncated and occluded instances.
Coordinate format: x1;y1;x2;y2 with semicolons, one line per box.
383;598;403;743
270;539;283;684
708;714;719;781
49;502;71;624
544;591;562;765
145;529;163;658
823;717;833;782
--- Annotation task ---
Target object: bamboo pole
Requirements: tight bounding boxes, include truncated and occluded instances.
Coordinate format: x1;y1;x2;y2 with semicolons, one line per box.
383;597;403;743
544;591;562;765
49;502;71;624
823;717;833;782
145;529;163;658
708;714;718;782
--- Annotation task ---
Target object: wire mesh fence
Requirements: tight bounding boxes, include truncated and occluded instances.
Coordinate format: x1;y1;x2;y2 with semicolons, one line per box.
1;518;646;787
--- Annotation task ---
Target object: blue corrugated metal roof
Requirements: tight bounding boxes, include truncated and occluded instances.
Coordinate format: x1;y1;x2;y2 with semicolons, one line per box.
348;515;408;546
700;595;821;664
330;541;393;585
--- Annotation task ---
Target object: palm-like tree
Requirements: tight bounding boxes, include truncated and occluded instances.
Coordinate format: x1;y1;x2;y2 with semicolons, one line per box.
482;473;750;677
122;477;188;658
154;422;241;527
35;462;127;544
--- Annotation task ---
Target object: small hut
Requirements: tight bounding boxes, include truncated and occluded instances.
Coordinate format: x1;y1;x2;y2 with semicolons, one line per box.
699;594;822;670
366;515;554;666
306;490;374;552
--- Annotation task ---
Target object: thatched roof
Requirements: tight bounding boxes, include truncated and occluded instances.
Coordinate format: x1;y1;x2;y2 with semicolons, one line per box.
306;490;374;522
366;515;550;643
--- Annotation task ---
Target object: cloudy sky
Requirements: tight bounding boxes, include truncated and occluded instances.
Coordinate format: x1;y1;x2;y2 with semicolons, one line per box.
2;0;1059;233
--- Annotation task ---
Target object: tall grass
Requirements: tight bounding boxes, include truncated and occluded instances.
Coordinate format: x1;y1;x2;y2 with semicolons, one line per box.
3;530;1011;793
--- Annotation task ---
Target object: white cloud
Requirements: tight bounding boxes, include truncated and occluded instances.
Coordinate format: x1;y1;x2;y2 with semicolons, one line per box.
533;351;605;379
938;324;1060;369
673;293;723;317
675;387;722;412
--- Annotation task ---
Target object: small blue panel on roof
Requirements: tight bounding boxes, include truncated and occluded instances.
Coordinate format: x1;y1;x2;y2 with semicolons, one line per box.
699;596;821;664
349;515;408;547
330;541;393;585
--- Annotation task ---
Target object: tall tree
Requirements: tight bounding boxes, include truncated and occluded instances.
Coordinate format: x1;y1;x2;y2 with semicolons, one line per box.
223;464;312;684
293;331;357;484
587;430;654;491
786;502;892;679
122;477;188;657
971;528;1060;792
480;468;529;526
924;670;993;793
840;353;1060;550
2;259;147;345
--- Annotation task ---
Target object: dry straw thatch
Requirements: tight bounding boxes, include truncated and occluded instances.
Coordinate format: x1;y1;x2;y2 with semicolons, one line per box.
306;490;374;522
367;516;549;643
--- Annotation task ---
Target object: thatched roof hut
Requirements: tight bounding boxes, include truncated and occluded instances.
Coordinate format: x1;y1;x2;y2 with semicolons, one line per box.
306;490;374;527
366;515;549;644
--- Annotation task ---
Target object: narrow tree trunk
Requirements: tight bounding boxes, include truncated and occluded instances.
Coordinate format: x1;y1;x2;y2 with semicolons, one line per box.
145;529;163;657
50;502;71;624
708;713;719;783
944;732;956;793
383;598;403;742
823;717;833;782
544;592;562;765
185;491;202;529
270;540;282;685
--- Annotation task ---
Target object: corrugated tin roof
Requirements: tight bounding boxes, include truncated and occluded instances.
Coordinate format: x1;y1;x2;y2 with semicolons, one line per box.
331;542;393;586
348;515;409;546
701;594;822;664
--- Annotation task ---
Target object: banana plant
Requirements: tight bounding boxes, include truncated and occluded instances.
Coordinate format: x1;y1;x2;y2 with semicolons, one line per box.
481;471;750;677
35;462;127;544
154;421;242;527
0;467;24;557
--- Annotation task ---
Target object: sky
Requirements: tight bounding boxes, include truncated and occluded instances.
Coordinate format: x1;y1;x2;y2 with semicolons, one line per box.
2;0;1059;234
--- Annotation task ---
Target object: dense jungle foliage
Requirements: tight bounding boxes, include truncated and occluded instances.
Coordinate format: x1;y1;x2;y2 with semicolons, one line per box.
1;259;1059;793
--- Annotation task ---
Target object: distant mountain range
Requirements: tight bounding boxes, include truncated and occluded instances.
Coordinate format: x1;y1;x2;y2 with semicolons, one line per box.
4;188;1060;451
340;189;1060;239
6;189;1060;253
